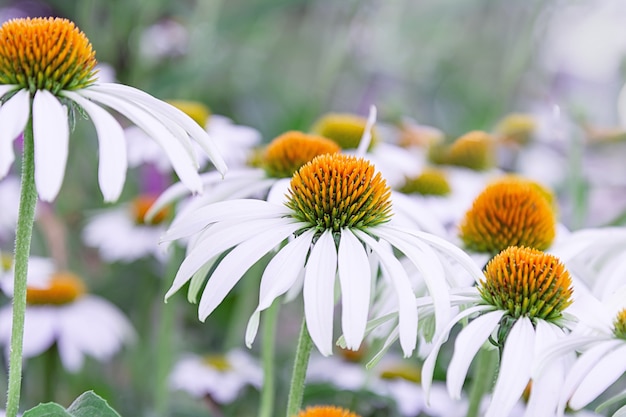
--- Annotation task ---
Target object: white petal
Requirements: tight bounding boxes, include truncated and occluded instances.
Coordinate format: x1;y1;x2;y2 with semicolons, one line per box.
568;343;626;410
485;317;535;417
353;229;417;356
337;229;371;351
303;230;338;356
447;310;504;399
374;226;450;337
163;199;290;241
65;91;127;202
89;83;227;174
22;307;58;359
79;88;203;193
421;304;494;403
33;90;69;201
0;89;29;178
356;105;377;156
245;229;315;346
166;217;298;299
198;222;298;320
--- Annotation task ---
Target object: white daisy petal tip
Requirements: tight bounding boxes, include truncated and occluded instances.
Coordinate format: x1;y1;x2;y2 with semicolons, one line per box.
245;311;261;348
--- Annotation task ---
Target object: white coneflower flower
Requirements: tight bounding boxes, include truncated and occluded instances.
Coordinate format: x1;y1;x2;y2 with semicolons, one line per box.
534;287;626;416
82;194;171;263
419;246;576;417
0;17;226;202
162;153;484;356
0;258;134;372
169;349;262;404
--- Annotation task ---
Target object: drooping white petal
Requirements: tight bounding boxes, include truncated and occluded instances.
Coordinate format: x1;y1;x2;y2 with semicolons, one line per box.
447;310;504;399
163;199;290;241
421;304;493;403
78;88;203;193
88;83;228;174
533;335;603;378
568;343;626;410
21;307;58;359
338;229;371;351
374;226;450;337
485;317;535;417
0;89;29;178
356;105;377;156
62;91;127;202
245;229;315;347
353;229;417;356
33;90;69;201
198;222;299;320
166;217;298;299
303;230;338;356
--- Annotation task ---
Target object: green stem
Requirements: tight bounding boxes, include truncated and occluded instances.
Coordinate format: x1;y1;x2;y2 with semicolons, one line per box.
258;300;280;417
43;344;58;402
285;320;313;417
6;111;37;417
153;271;177;417
465;347;498;417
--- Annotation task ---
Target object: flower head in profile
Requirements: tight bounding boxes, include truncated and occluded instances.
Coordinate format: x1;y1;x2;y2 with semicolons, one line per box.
446;131;496;171
82;194;171;263
420;246;575;417
0;257;134;372
0;17;226;202
169;349;262;404
162;153;483;356
459;176;557;255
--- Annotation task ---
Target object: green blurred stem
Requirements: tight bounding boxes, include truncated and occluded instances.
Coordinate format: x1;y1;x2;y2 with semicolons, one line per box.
465;347;498;417
6;111;37;417
285;320;313;417
258;300;280;417
43;344;59;402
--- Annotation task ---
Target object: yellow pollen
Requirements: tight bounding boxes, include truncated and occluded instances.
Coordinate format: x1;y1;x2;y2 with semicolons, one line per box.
286;154;392;233
202;354;232;372
495;113;536;146
338;345;366;363
26;271;86;305
262;131;341;178
132;195;171;225
459;176;557;254
296;406;361;417
311;113;378;150
613;308;626;339
399;168;451;196
447;130;495;171
166;100;211;127
480;246;573;320
0;17;97;94
379;363;421;384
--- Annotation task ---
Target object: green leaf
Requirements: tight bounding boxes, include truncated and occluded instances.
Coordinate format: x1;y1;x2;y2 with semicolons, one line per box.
22;403;71;417
66;391;121;417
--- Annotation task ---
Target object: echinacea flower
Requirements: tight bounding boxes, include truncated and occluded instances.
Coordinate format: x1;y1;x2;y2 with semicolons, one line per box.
82;194;171;263
534;286;626;416
296;405;361;417
169;349;262;404
0;17;226;202
0;258;134;372
420;246;575;417
162;153;484;356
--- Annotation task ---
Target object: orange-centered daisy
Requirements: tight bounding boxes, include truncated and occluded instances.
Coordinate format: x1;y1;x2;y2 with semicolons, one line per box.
480;246;573;321
262;131;341;179
0;17;225;202
131;195;171;225
311;113;378;150
26;271;86;305
399;169;451;196
447;130;495;171
459;176;556;254
296;405;361;417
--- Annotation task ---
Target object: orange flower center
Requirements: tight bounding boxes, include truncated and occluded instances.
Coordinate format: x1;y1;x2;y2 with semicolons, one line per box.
0;17;97;94
132;195;171;225
296;406;361;417
262;131;341;178
480;246;573;321
459;176;557;254
26;271;86;305
286;154;392;233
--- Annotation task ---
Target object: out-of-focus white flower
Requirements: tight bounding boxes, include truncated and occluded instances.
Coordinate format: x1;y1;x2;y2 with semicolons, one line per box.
82;194;171;263
0;258;134;372
169;349;262;404
0;17;226;202
0;177;20;242
139;18;189;61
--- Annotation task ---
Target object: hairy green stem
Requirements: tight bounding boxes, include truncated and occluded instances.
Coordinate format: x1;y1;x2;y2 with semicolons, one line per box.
258;300;280;417
465;347;498;417
285;320;313;417
6;111;37;417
